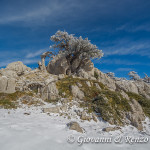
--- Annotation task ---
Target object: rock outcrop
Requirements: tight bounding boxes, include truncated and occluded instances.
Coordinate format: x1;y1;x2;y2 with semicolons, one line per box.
94;68;116;91
127;99;145;130
0;58;150;131
6;61;31;76
0;61;31;93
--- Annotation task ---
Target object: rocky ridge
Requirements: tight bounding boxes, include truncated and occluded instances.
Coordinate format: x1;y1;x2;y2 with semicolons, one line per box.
0;58;150;132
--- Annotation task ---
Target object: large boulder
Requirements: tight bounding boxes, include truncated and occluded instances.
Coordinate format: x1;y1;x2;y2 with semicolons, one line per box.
47;55;69;75
0;76;16;93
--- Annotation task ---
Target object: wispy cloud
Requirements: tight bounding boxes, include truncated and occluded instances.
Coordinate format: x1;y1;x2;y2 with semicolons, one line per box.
95;58;141;66
0;0;78;27
115;67;133;72
0;48;47;68
26;49;48;58
116;23;150;32
0;58;39;68
103;40;150;58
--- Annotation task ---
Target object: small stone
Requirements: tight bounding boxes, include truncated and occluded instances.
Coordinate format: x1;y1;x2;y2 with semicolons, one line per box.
76;82;82;88
58;74;65;80
24;112;30;115
67;121;83;133
95;83;101;90
85;81;91;87
102;126;121;132
42;107;60;113
60;105;67;112
70;85;84;99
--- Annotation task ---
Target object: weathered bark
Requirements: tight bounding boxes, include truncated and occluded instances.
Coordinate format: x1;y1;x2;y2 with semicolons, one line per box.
40;51;53;71
65;52;81;74
41;56;46;71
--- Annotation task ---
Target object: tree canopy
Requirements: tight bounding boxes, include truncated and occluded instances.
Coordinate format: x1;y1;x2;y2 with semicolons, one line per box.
50;30;103;74
50;30;103;59
128;71;140;81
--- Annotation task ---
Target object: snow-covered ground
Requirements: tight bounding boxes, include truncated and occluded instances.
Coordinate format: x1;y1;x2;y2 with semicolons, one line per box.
0;106;150;150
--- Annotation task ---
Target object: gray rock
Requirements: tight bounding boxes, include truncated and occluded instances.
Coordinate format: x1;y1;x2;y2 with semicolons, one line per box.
120;90;129;100
67;121;83;133
134;81;150;99
127;99;145;130
95;83;101;90
60;105;68;112
43;107;60;113
6;78;16;93
102;126;121;132
0;76;16;93
0;76;8;93
70;85;84;99
47;55;69;75
0;69;18;78
85;81;91;87
47;54;94;75
116;80;139;94
76;82;82;88
77;69;89;79
41;82;59;100
58;74;65;80
80;111;92;121
81;59;94;72
6;61;31;75
45;77;58;85
94;68;116;91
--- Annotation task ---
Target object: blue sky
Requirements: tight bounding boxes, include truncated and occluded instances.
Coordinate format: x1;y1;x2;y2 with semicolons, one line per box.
0;0;150;78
